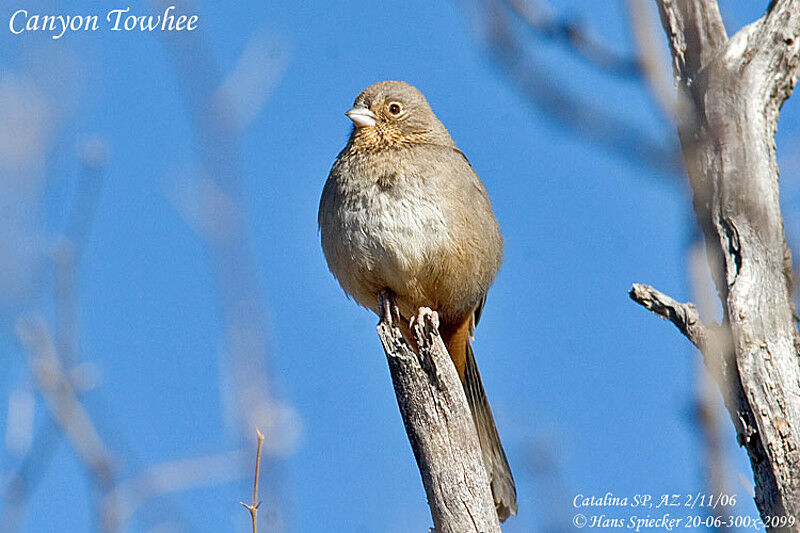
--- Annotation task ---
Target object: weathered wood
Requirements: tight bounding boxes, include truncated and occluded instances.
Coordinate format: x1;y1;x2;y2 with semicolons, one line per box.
633;1;800;528
376;292;501;533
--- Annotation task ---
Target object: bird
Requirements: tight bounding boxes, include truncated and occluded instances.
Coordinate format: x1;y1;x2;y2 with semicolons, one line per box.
318;80;516;521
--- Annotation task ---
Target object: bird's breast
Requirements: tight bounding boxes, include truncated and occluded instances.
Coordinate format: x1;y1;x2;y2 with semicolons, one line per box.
340;174;448;274
320;164;450;310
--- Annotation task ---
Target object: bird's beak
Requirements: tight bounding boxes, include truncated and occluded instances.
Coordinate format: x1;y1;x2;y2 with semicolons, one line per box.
346;107;378;128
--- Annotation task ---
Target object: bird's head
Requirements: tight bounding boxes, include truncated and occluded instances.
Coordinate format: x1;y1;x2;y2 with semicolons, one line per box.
345;81;453;149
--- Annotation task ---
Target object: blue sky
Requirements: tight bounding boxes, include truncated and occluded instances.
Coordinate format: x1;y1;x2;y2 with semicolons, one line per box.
1;0;798;531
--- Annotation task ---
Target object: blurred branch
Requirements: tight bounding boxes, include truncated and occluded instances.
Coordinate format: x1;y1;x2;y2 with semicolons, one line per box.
157;0;290;444
16;317;119;532
688;236;731;533
2;141;107;532
482;0;682;175
157;1;294;528
376;291;500;533
65;138;109;259
623;0;681;123
2;2;291;530
0;413;61;533
107;450;250;526
56;137;107;366
503;0;641;76
694;371;731;533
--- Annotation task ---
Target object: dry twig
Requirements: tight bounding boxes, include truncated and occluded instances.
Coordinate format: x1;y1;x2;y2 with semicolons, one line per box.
241;428;265;533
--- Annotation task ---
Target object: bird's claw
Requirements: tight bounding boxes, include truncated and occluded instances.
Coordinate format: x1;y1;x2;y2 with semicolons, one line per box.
378;289;400;327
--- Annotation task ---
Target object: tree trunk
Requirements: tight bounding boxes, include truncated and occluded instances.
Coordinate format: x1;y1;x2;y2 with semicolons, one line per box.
631;1;800;529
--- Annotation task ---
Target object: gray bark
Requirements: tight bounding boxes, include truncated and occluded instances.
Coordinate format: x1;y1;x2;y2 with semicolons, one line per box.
376;292;501;533
631;0;800;529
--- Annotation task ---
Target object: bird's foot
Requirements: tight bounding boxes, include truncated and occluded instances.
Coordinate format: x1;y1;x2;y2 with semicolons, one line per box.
409;307;439;332
378;289;401;327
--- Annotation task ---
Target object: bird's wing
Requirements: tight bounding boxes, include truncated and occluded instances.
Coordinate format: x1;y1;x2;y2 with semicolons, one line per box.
471;293;488;338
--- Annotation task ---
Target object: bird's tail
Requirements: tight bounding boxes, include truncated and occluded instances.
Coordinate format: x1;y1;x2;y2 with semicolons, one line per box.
463;340;518;521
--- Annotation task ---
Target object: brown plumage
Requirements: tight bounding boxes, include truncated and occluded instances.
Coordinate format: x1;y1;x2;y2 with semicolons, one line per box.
318;80;516;520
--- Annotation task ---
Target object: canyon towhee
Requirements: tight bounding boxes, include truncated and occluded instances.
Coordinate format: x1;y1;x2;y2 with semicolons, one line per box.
318;80;516;521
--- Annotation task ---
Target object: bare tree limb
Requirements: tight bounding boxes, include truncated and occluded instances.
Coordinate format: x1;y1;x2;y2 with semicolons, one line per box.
629;282;739;412
655;0;726;84
376;291;500;533
629;283;708;350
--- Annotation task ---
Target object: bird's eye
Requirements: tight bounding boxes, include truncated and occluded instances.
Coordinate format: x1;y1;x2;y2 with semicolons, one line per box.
387;102;402;116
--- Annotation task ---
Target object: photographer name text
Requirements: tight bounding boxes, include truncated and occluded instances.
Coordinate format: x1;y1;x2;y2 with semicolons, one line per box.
8;6;198;40
570;492;795;531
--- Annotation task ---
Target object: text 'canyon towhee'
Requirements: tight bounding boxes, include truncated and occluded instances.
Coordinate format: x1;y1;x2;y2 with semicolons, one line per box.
318;80;517;521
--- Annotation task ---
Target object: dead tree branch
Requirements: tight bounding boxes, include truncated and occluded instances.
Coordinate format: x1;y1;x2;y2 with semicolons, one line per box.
633;0;800;527
376;291;500;533
629;283;708;349
629;283;741;418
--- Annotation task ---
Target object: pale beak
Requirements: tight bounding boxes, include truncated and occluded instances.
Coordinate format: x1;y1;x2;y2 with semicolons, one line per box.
346;107;378;128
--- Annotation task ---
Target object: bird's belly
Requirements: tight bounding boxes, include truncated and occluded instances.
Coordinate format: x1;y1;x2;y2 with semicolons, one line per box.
329;185;449;313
